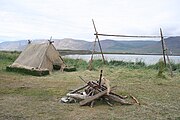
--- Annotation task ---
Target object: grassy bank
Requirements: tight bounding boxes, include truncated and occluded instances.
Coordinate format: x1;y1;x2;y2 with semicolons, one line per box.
64;58;180;73
0;51;180;120
1;51;180;72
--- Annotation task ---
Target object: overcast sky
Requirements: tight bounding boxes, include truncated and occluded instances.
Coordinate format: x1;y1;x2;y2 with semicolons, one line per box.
0;0;180;42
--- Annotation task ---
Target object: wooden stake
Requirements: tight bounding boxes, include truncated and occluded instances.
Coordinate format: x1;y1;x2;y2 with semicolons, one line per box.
92;19;105;64
160;28;166;66
99;70;103;87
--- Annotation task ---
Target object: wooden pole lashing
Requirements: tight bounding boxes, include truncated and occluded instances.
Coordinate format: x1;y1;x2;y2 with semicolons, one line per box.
48;36;54;44
28;40;31;44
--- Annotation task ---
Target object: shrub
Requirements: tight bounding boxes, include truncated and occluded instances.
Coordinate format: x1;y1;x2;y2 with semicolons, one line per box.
157;59;166;78
63;58;88;70
108;60;146;69
0;51;20;61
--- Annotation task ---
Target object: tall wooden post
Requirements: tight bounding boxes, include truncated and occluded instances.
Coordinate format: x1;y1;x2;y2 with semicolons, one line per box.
92;19;105;64
160;28;166;66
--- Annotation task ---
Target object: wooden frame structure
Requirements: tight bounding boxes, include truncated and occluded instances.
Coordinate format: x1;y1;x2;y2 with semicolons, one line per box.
88;19;105;70
88;20;173;77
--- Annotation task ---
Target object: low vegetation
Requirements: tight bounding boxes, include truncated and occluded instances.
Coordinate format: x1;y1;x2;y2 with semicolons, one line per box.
0;51;180;120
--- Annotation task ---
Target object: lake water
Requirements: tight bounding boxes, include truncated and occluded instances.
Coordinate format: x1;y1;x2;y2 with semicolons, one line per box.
64;54;180;65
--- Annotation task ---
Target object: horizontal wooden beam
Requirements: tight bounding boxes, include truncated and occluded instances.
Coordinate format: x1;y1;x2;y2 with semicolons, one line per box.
95;33;161;38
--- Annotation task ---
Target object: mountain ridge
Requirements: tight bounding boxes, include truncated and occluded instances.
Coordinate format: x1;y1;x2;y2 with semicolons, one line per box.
0;37;180;55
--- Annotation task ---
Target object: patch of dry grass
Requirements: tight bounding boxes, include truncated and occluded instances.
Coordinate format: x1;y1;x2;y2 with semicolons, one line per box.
0;67;180;120
0;51;179;119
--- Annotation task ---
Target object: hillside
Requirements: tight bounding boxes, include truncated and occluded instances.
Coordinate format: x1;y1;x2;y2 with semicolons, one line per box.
138;37;180;54
0;37;180;55
0;40;27;51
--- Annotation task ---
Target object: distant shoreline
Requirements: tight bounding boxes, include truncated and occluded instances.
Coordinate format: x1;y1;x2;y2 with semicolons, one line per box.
96;52;180;56
0;50;179;56
57;50;180;56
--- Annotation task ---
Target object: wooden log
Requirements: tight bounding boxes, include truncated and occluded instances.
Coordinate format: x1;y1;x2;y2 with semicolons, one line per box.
101;77;110;95
92;81;106;89
92;81;123;99
106;94;132;105
87;81;102;92
109;92;128;99
69;84;89;94
104;98;113;107
90;89;95;107
85;87;93;95
79;86;116;106
90;100;95;107
80;89;108;106
67;93;88;100
130;95;140;105
79;77;100;91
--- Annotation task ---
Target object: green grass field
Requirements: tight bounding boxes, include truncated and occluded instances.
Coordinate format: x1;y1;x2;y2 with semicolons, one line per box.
0;51;180;120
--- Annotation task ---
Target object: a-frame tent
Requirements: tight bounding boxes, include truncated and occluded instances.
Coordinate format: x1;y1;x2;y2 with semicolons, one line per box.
7;42;65;75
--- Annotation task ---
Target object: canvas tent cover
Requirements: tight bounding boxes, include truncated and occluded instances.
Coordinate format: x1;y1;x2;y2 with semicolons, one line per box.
10;43;65;71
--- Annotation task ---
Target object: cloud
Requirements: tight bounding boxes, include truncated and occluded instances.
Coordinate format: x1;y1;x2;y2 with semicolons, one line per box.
0;0;179;41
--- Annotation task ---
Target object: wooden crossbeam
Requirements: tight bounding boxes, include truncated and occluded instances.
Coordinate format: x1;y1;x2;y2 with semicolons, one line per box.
95;33;161;38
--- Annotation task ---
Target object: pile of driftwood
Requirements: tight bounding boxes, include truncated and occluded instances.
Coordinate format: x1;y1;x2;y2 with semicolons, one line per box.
61;70;139;107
